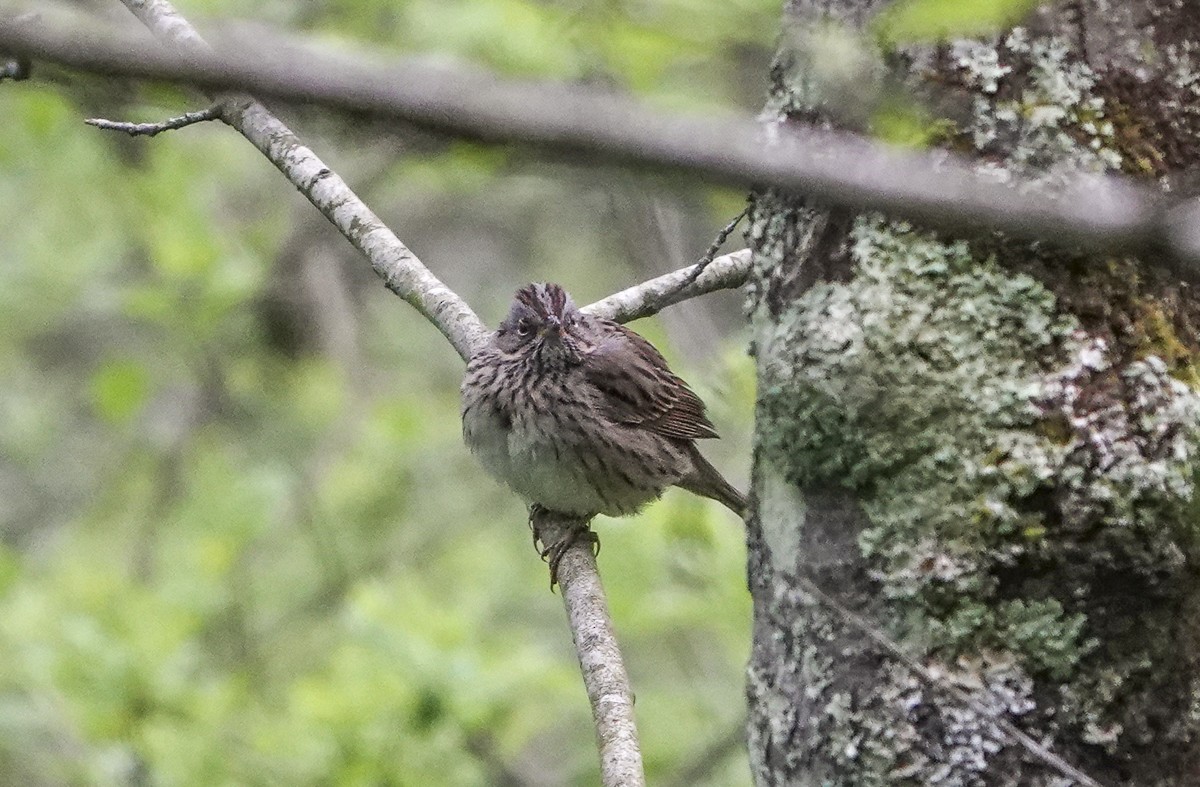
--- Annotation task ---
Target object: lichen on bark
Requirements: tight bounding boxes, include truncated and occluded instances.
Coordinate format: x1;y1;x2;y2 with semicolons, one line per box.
756;216;1200;773
746;2;1200;784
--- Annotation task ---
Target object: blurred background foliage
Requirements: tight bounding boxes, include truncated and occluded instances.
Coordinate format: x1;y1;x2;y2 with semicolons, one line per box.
0;0;773;783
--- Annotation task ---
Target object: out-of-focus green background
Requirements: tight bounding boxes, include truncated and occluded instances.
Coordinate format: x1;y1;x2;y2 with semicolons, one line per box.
0;1;774;783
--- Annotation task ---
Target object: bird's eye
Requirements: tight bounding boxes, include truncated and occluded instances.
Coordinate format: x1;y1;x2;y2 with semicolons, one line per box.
516;320;532;336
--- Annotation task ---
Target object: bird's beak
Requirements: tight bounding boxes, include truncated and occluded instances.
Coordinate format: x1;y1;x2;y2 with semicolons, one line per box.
539;316;562;339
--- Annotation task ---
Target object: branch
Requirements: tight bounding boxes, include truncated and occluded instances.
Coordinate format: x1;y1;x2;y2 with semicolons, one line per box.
85;103;222;136
532;510;645;787
83;4;647;783
664;205;750;299
4;14;1200;277
106;0;487;361
584;249;753;323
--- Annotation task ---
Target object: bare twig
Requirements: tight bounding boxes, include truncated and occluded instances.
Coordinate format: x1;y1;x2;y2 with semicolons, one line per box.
4;15;1200;276
85;103;222;136
649;206;750;311
584;248;753;324
796;576;1105;787
107;0;487;361
532;509;645;787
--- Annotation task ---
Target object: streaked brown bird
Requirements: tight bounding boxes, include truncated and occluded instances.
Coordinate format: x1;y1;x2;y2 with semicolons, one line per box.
461;283;746;539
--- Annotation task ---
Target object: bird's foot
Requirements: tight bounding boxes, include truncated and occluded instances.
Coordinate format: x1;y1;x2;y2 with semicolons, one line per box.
541;528;600;589
531;510;599;589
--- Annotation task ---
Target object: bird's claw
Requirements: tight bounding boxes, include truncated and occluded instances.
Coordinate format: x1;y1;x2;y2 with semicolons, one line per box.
538;524;600;589
528;504;547;549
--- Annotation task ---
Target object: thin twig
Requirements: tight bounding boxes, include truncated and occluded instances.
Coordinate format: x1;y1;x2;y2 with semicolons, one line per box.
532;510;646;787
647;205;750;313
797;576;1106;787
85;103;222;136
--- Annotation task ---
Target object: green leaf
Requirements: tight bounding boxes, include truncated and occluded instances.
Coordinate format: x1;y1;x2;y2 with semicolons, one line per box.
872;100;938;148
89;360;151;425
875;0;1039;44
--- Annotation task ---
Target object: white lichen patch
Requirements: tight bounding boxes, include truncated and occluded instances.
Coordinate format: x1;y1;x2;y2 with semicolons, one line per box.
1165;39;1200;94
756;463;808;572
992;339;1200;539
954;29;1124;181
953;40;1012;94
817;654;1038;786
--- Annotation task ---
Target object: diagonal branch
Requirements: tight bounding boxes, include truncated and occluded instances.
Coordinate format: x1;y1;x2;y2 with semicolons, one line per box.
95;3;653;784
532;510;645;787
111;0;487;361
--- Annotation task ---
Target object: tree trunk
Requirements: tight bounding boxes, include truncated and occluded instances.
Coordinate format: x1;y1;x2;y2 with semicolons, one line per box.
745;1;1200;784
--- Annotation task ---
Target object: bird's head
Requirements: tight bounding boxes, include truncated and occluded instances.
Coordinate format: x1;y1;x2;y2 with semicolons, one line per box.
496;282;587;365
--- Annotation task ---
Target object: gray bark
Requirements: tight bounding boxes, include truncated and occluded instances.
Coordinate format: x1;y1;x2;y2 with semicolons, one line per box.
745;1;1200;784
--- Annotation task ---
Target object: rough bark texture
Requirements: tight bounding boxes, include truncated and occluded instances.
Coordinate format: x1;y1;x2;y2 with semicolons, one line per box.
746;1;1200;784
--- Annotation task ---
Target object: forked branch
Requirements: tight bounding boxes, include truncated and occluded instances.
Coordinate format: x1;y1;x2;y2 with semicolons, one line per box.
82;3;748;785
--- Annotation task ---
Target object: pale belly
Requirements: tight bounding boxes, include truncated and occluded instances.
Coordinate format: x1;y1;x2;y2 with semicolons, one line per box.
462;403;663;516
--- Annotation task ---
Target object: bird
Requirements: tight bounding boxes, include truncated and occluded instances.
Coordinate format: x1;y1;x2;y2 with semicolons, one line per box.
461;282;745;577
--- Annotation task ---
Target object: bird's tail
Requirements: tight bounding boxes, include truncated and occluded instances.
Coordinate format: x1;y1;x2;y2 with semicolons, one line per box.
679;447;747;518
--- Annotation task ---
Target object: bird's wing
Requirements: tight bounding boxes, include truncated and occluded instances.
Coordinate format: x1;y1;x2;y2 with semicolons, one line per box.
581;321;719;440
